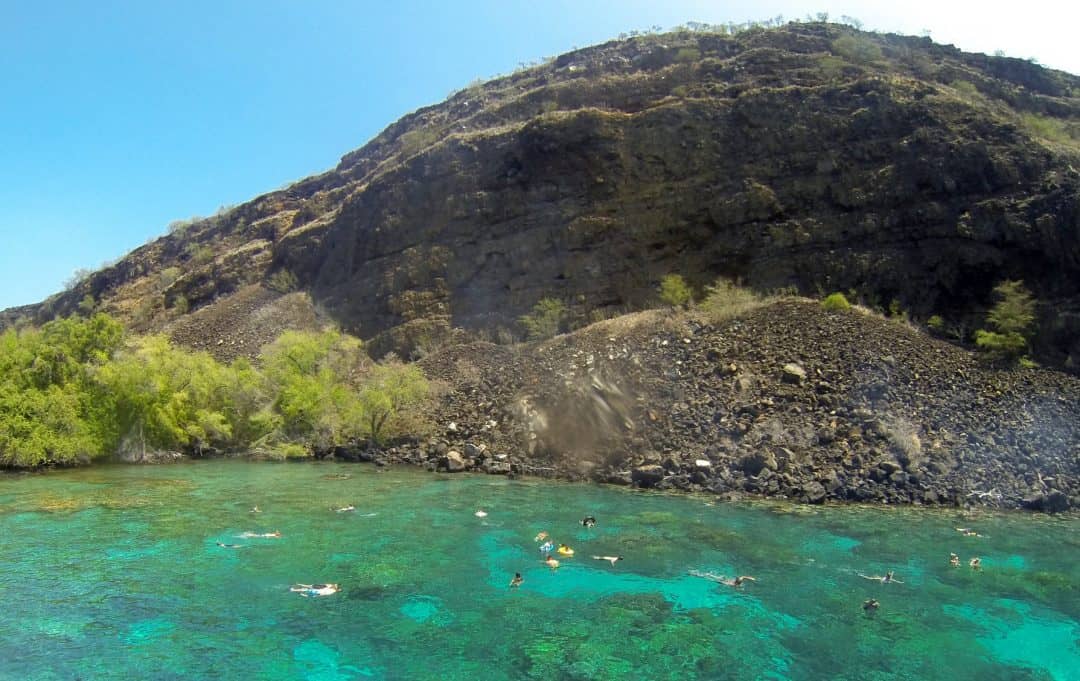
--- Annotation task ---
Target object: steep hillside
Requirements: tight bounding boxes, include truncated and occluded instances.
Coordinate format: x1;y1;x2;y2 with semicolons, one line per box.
6;22;1080;368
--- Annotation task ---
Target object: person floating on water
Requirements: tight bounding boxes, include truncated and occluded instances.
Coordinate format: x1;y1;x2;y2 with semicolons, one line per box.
534;531;549;542
969;557;982;571
539;541;554;555
956;527;981;537
557;544;575;557
591;555;623;566
949;553;961;567
689;570;756;588
333;505;355;513
216;542;242;549
510;572;523;588
858;570;903;584
250;506;261;513
240;531;282;538
290;583;339;597
474;510;488;518
863;598;880;614
544;555;560;570
581;516;597;528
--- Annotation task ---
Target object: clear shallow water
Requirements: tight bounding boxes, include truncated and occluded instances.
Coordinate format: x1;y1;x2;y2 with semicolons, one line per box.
0;461;1076;681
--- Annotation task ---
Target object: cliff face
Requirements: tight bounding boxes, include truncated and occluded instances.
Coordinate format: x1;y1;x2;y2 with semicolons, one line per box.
12;23;1080;367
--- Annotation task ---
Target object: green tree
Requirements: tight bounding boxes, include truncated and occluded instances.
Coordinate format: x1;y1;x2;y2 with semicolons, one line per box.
259;329;368;449
519;298;565;340
0;314;124;466
659;274;693;308
358;360;430;445
975;280;1037;361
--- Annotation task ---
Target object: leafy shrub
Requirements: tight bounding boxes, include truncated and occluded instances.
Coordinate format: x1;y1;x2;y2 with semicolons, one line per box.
172;295;190;314
821;292;851;311
831;35;882;63
927;315;945;332
675;47;701;62
158;266;183;289
266;269;299;293
659;274;693;308
698;279;762;322
519;298;565;340
975;280;1037;362
184;243;215;268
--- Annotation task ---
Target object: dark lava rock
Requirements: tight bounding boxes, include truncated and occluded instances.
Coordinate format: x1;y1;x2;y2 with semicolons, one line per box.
1022;489;1070;513
632;464;666;488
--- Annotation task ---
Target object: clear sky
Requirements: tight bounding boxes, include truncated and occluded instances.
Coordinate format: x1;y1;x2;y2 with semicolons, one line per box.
2;0;1077;310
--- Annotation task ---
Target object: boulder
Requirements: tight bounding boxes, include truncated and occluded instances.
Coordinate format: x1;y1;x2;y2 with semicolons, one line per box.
442;450;467;472
736;451;777;477
632;464;666;487
483;460;511;475
781;363;807;384
1023;489;1070;513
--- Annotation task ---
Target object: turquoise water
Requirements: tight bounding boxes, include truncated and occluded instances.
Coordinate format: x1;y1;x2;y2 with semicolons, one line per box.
0;461;1076;680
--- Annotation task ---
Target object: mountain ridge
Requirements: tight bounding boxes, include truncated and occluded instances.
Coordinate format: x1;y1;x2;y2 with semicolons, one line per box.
4;21;1079;369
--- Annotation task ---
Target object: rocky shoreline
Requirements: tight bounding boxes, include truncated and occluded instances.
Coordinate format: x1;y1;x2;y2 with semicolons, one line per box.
357;300;1077;513
100;300;1079;513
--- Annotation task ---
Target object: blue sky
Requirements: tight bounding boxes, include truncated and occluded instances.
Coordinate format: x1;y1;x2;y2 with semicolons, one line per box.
2;0;1077;310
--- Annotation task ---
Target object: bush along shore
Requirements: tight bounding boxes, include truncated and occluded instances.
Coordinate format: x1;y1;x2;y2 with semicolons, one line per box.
3;299;1078;513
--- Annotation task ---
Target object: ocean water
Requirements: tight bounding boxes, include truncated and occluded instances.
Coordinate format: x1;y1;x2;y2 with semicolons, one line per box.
0;461;1076;681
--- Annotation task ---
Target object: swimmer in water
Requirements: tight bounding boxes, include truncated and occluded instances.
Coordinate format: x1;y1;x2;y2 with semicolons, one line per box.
544;555;560;570
539;541;554;555
688;570;756;587
333;505;355;513
969;557;982;571
474;510;488;518
290;583;339;597
956;527;981;537
858;570;903;584
863;598;880;613
534;531;549;542
250;506;261;513
510;572;523;588
581;516;597;528
216;542;242;549
949;553;961;567
240;531;282;538
591;555;623;566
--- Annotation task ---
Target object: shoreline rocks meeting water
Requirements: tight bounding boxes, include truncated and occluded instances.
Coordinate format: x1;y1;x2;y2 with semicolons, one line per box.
344;300;1079;513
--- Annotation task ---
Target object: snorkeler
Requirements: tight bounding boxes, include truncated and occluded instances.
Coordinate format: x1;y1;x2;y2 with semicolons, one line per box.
581;516;597;528
689;570;755;588
862;598;880;613
510;572;523;588
333;505;355;513
290;583;339;597
216;542;242;549
858;570;903;584
544;555;560;570
949;553;961;567
591;555;623;566
969;557;982;571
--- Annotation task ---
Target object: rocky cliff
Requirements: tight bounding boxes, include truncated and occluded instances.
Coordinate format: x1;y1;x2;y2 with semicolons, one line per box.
7;22;1080;368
